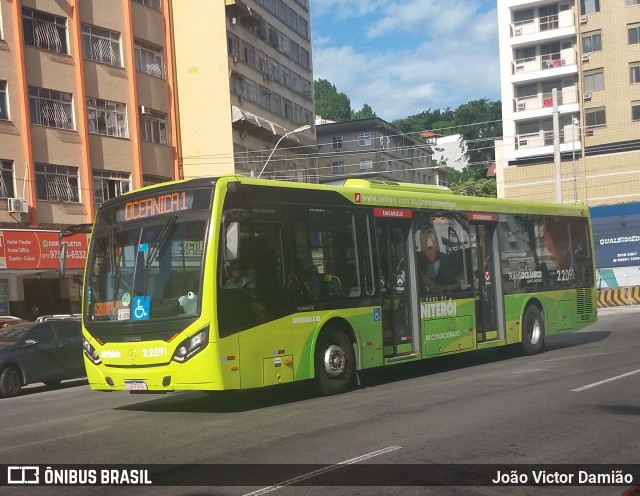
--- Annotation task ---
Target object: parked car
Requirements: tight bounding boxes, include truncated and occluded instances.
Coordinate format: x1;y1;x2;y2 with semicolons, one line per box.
0;320;85;398
35;314;81;322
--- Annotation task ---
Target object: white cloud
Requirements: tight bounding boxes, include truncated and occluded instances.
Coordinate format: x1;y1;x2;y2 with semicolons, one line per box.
312;1;500;121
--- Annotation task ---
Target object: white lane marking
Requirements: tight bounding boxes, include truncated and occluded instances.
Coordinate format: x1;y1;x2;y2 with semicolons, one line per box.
0;428;109;452
572;369;640;392
241;445;402;496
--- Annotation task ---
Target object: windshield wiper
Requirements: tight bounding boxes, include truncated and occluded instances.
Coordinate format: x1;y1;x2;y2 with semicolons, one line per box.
108;227;117;277
144;215;178;272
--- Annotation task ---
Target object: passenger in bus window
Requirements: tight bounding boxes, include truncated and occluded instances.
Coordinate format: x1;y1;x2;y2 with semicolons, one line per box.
295;258;322;300
416;227;460;295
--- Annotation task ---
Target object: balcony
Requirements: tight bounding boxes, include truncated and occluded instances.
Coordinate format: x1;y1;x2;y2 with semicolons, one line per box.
510;10;574;37
514;125;581;159
511;50;577;83
513;86;577;113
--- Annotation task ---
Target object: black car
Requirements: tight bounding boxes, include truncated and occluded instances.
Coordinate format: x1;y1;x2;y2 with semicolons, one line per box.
0;319;85;398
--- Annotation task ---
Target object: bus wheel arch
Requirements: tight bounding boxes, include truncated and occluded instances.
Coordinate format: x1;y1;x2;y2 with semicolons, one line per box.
314;319;357;395
521;300;546;355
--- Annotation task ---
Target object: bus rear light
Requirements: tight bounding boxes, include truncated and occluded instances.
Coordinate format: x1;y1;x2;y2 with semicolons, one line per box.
172;326;209;363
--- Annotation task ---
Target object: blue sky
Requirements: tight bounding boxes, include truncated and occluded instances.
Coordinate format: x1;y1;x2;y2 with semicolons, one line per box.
311;0;500;121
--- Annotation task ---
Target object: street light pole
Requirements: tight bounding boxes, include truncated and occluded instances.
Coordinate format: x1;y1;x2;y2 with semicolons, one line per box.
572;116;578;202
257;124;311;179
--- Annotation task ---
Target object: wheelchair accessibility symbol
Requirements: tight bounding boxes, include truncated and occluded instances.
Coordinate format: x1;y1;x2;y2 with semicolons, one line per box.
373;308;381;321
132;296;150;321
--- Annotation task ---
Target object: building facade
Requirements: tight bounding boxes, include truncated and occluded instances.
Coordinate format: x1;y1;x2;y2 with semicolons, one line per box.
496;0;640;206
315;118;444;185
0;0;315;318
0;0;178;318
173;0;316;181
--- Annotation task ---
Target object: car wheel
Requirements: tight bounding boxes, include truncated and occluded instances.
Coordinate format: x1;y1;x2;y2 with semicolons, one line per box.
315;327;356;395
43;379;61;387
0;366;23;398
522;304;546;355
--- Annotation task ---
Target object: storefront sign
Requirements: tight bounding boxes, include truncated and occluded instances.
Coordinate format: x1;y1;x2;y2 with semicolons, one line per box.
0;230;89;270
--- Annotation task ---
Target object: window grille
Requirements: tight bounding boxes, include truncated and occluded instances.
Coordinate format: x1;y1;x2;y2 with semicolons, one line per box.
22;8;67;54
29;87;73;130
35;163;79;202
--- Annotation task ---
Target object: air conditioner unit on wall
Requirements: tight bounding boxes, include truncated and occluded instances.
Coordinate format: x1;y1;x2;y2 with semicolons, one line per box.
517;101;526;110
583;92;592;101
514;27;522;36
580;15;588;25
581;54;590;62
8;197;29;214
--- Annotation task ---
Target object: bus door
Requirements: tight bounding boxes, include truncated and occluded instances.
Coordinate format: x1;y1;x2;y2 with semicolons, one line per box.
468;214;505;342
375;210;418;357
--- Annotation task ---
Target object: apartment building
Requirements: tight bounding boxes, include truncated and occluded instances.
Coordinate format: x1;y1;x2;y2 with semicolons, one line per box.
495;0;640;206
174;0;316;181
0;0;314;318
0;0;177;318
315;118;443;185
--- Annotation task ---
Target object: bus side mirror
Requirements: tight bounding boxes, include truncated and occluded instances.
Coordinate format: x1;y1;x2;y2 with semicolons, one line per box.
59;242;68;278
226;222;239;261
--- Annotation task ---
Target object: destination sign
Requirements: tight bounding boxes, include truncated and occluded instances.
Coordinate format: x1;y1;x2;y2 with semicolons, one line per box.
122;192;191;221
110;188;214;224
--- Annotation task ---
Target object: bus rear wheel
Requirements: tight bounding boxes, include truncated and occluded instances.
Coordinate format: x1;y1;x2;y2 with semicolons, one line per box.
315;328;356;395
522;305;545;355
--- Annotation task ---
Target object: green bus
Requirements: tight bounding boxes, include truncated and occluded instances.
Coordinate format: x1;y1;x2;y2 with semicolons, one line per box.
73;175;597;395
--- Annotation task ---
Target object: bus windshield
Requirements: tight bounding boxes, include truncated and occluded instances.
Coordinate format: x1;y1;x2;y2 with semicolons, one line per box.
84;191;212;325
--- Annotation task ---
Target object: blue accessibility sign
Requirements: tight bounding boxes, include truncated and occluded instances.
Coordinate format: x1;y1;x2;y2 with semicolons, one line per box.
373;308;381;321
132;296;150;321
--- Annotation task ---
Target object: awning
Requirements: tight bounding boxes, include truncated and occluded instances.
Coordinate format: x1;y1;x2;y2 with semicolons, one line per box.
232;106;298;141
225;0;264;24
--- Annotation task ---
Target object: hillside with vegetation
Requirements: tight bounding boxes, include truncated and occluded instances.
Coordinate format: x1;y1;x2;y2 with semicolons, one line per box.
314;79;501;197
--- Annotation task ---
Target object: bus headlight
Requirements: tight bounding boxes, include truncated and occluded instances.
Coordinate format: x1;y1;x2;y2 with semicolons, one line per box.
172;326;209;363
83;338;101;365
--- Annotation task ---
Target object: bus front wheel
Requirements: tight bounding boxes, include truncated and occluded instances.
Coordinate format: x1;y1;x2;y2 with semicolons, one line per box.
522;305;545;355
315;328;356;395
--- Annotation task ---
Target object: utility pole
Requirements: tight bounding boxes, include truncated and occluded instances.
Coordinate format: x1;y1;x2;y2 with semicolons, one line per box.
553;88;562;203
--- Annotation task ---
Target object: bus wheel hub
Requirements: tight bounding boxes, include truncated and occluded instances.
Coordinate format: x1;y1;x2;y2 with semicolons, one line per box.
323;345;346;377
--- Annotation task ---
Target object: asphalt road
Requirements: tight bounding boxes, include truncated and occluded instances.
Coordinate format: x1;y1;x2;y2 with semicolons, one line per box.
1;305;639;496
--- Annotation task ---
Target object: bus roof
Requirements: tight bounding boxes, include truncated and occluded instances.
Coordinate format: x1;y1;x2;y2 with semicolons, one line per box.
114;175;589;218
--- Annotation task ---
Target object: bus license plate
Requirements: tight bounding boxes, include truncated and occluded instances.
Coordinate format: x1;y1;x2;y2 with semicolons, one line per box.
125;380;148;391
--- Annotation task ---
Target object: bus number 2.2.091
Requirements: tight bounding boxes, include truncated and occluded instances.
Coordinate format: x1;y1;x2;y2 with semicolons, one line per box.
142;347;167;358
556;268;575;282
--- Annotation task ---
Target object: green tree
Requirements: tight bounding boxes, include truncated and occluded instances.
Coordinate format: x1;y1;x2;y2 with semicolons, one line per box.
393;100;502;198
314;79;352;122
352;103;377;120
451;99;502;173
